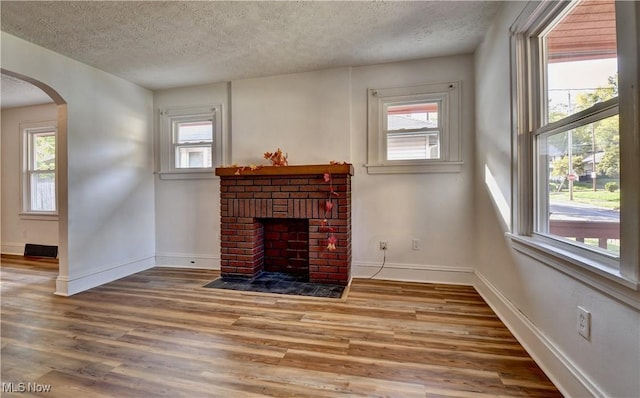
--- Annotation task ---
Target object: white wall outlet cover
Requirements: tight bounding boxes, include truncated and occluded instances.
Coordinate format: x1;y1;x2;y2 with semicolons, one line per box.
577;306;591;340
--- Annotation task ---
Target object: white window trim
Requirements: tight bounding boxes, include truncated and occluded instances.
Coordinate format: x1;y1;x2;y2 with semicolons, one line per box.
157;105;224;180
19;120;58;220
366;81;463;174
508;1;640;306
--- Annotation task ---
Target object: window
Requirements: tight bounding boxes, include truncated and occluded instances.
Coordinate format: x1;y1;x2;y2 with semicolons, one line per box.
174;119;213;168
367;82;462;174
21;124;56;215
158;105;224;179
386;101;440;160
510;0;639;289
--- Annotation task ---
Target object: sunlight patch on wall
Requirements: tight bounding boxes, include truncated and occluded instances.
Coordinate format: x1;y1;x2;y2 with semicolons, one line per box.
484;164;511;229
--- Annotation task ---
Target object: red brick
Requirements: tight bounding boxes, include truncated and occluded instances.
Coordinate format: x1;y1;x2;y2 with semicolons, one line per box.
308;192;327;199
218;171;351;283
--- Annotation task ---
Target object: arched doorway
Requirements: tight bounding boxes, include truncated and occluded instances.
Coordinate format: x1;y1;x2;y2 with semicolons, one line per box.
1;69;67;280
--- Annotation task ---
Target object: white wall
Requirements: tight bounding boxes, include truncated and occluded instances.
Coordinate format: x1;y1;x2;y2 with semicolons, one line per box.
350;56;476;283
231;67;352;165
474;3;640;397
155;58;475;285
154;82;229;268
1;103;58;254
1;33;155;295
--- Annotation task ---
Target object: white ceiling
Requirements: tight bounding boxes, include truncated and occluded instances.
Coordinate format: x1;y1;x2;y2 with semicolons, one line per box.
1;1;501;107
1;74;54;109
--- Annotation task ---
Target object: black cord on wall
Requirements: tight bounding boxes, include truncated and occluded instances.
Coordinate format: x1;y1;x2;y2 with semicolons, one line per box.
368;249;386;279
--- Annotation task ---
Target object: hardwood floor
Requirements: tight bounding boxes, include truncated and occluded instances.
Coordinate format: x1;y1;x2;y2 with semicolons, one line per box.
1;255;562;397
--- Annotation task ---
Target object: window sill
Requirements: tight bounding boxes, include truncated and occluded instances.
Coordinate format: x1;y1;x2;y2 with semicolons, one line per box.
19;213;59;221
157;170;219;180
365;161;463;175
508;233;640;310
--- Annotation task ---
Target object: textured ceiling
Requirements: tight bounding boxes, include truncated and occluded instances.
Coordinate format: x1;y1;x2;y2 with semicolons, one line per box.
1;0;500;91
1;74;54;109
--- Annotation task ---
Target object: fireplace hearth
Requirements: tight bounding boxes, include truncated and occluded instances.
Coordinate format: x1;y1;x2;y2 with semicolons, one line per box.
216;164;353;286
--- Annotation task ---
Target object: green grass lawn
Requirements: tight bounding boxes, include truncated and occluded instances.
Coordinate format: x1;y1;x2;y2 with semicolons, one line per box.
550;188;620;209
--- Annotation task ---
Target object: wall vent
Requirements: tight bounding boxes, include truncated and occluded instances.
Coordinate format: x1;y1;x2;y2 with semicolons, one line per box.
24;244;58;258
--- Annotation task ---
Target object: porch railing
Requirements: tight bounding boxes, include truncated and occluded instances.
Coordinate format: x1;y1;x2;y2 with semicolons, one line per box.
549;219;620;249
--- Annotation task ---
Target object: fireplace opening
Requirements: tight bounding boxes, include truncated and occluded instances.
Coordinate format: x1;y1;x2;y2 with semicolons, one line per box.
261;218;309;281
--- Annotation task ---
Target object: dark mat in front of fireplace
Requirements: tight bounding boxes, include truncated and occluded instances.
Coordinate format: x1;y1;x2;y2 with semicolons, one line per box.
203;272;345;299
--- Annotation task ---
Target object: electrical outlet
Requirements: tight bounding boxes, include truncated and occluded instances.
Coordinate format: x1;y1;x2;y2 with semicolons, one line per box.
411;239;420;250
577;306;591;340
379;241;388;251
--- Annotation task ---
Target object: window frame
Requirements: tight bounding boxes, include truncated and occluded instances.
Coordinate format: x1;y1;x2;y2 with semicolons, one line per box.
366;81;463;174
158;105;224;180
509;0;640;297
20;121;58;219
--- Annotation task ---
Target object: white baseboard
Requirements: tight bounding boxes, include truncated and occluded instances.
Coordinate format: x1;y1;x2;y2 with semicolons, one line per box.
55;255;155;296
1;242;24;256
473;271;602;398
155;252;220;269
352;261;474;285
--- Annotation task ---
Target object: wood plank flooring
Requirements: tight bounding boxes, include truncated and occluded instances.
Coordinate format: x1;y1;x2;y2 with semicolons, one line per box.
1;255;562;397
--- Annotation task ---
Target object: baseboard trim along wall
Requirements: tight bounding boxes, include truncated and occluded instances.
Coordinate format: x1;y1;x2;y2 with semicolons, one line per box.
352;261;474;285
1;242;27;256
155;253;220;269
473;271;602;398
152;256;473;285
55;256;156;296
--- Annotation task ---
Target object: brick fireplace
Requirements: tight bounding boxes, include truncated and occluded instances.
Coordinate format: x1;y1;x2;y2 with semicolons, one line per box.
215;164;353;285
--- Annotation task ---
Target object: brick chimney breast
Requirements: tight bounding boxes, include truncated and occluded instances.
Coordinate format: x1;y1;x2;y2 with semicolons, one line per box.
216;164;353;285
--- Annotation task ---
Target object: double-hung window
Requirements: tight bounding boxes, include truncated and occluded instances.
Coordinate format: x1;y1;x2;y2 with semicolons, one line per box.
21;124;56;215
367;82;462;174
173;118;213;169
386;101;441;161
158;105;224;179
510;0;639;289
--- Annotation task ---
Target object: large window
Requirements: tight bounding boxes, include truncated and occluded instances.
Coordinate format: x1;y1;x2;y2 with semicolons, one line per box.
511;0;639;288
367;82;462;174
158;105;224;179
22;125;56;214
538;0;620;256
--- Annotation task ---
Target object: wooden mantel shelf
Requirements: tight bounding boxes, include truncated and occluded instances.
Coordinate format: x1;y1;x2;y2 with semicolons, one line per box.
215;164;354;177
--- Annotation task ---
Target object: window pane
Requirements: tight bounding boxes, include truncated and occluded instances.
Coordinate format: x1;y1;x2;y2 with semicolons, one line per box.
387;102;438;130
33;133;55;171
30;172;56;211
540;114;619;255
387;132;440;160
176;121;212;144
176;146;212;168
545;0;617;122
